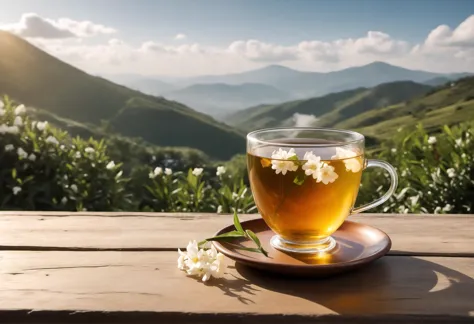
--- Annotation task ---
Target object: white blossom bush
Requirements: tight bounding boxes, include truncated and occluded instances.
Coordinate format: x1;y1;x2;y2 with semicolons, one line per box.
358;123;474;214
0;97;132;211
145;165;256;213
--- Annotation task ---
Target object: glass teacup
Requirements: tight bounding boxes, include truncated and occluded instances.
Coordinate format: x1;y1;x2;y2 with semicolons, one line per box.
247;128;398;254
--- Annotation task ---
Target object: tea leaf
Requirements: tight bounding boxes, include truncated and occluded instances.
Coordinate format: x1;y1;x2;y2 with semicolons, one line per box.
233;211;245;234
245;229;269;257
245;229;261;246
287;155;303;166
205;230;245;242
293;174;305;185
229;245;266;254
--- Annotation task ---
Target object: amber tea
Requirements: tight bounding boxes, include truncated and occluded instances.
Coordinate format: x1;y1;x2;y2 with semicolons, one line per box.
248;144;364;244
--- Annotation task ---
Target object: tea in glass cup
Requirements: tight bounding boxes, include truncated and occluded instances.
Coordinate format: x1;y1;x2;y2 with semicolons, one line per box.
247;128;397;253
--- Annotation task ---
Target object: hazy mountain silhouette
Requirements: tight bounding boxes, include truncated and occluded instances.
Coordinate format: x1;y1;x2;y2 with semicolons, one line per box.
162;82;293;116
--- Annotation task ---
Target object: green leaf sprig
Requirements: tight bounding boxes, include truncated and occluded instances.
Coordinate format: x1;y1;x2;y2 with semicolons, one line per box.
201;212;269;257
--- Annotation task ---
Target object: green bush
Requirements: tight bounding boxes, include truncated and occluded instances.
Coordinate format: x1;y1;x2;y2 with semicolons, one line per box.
358;123;474;214
144;166;256;213
0;97;131;211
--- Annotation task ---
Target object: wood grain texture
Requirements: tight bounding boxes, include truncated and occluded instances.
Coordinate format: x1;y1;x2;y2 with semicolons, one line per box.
0;213;472;255
0;251;473;319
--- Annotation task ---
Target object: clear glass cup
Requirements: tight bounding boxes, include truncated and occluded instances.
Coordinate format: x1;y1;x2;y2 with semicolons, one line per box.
247;128;398;254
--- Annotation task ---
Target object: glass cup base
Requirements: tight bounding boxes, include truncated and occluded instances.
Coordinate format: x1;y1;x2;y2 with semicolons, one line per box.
270;235;337;254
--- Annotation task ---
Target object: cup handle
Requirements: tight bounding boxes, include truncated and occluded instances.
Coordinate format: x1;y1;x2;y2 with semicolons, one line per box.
351;159;398;214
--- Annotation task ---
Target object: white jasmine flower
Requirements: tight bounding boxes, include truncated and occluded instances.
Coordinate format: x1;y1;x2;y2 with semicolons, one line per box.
232;192;239;200
106;161;116;170
36;121;48;131
434;206;442;214
28;153;36;161
192;168;204;176
17;147;28;159
442;204;453;212
318;163;339;185
271;148;298;175
12;186;22;195
61;197;68;204
15;104;26;115
149;166;163;179
64;175;68;181
427;136;437;145
0;108;5;116
216;166;226;176
331;147;362;173
75;151;81;158
165;168;172;175
178;240;227;282
302;152;323;180
84;147;95;153
116;170;123;178
45;136;59;145
0;125;19;134
5;144;14;152
455;138;463;147
203;245;227;280
70;184;78;193
391;148;397;153
447;168;456;178
217;205;223;214
14;116;23;126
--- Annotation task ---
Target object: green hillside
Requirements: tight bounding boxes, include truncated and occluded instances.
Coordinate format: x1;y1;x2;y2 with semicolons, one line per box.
229;81;431;132
0;31;244;159
340;76;474;139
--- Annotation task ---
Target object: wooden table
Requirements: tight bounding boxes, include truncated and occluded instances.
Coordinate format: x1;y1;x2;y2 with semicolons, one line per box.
0;212;473;323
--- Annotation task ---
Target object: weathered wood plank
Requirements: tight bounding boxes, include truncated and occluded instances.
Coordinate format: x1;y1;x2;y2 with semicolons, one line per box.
0;213;472;255
0;251;472;319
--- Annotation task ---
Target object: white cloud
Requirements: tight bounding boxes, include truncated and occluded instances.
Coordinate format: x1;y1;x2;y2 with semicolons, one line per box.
0;13;116;39
18;15;474;76
175;33;187;40
228;39;298;62
425;15;474;48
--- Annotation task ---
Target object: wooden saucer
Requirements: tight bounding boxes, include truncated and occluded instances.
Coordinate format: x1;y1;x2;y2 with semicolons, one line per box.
213;218;391;277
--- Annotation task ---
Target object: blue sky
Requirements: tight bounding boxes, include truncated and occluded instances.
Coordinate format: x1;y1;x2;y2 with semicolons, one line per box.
1;0;472;45
0;0;473;75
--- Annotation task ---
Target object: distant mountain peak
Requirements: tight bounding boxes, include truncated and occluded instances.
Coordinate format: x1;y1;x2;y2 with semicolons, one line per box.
257;64;299;72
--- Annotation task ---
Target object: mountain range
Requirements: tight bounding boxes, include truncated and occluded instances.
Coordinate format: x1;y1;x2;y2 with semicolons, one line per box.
1;30;473;161
162;83;294;117
229;76;474;143
0;31;244;160
228;81;433;131
112;62;470;116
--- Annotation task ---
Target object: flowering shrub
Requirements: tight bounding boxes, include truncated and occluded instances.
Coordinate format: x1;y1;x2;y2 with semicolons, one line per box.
358;123;474;214
145;165;256;213
0;97;131;211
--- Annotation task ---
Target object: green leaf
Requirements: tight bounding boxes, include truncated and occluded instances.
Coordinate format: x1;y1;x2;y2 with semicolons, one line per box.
233;211;245;234
245;229;261;246
293;173;305;185
205;230;245;242
287;155;302;166
11;168;17;179
225;242;269;256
